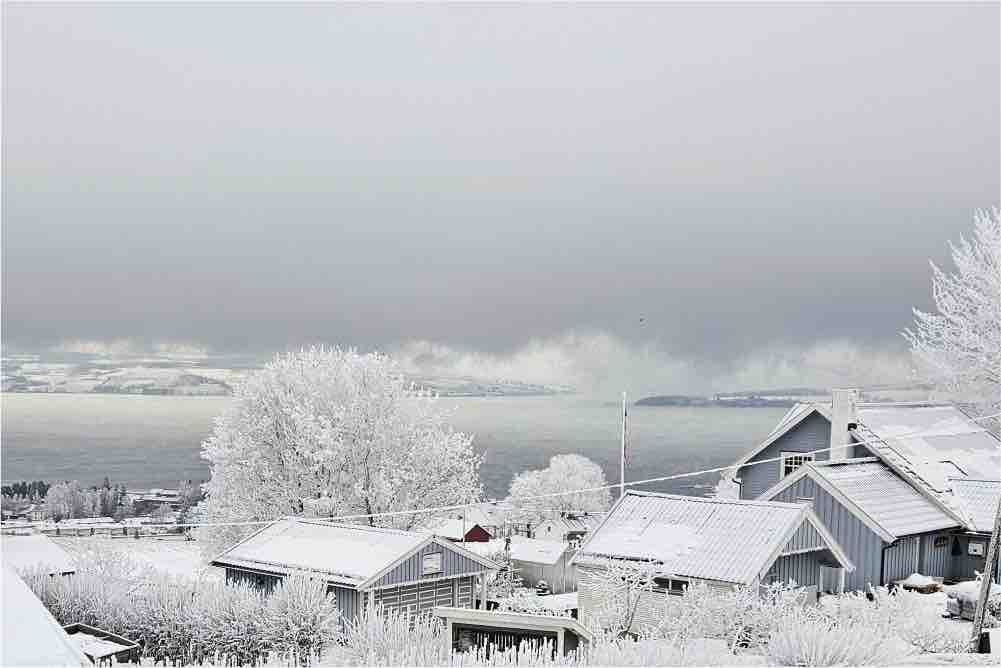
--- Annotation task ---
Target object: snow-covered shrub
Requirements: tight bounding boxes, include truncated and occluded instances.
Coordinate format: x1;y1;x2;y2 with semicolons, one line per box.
262;573;340;662
648;580;806;651
326;606;447;666
188;578;269;665
495;590;571;617
22;554;339;666
583;638;741;666
765;612;911;666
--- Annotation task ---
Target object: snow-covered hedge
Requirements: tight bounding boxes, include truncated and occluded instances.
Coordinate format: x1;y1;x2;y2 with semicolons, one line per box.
21;553;338;666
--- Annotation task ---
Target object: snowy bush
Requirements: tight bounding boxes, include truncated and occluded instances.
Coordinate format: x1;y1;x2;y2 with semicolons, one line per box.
649;580;806;650
495;590;571;617
263;574;341;662
326;606;447;666
21;554;339;666
765;613;910;666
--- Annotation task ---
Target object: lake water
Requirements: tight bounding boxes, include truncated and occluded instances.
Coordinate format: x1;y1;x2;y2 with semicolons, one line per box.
0;393;785;498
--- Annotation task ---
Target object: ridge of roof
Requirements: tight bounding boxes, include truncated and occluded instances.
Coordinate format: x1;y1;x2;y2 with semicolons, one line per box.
811;457;881;467
624;489;806;510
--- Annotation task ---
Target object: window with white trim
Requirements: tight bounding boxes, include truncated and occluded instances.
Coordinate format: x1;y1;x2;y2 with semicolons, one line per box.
780;452;813;478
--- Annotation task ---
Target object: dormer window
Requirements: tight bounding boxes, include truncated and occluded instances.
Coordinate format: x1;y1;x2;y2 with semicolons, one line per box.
780;452;813;478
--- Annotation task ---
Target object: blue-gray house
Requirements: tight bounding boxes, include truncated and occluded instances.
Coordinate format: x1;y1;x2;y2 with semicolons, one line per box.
729;390;1000;591
212;518;499;624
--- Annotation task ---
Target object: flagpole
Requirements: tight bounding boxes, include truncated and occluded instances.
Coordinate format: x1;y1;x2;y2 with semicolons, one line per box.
620;391;627;500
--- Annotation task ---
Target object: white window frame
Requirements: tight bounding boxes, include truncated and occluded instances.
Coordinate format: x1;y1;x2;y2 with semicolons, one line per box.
422;552;443;575
779;452;814;478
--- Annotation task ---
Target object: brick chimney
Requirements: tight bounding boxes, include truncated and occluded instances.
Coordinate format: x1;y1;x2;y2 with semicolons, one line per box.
829;388;859;461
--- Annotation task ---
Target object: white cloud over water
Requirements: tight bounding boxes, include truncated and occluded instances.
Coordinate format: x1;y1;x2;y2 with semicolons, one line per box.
392;334;915;398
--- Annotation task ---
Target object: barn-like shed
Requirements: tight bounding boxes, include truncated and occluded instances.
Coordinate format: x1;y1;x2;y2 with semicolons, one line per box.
212;518;498;624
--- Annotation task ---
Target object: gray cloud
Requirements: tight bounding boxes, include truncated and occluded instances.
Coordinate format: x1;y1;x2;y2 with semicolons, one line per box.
3;3;998;368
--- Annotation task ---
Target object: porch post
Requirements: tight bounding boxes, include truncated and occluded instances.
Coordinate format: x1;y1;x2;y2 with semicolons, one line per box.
556;629;565;657
479;573;488;609
838;568;846;594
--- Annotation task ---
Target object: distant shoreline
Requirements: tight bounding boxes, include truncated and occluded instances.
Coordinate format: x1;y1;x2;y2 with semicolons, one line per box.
634;395;798;408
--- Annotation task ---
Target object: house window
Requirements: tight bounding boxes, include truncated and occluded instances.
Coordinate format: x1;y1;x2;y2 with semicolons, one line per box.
780;452;813;478
652;577;688;596
422;552;443;575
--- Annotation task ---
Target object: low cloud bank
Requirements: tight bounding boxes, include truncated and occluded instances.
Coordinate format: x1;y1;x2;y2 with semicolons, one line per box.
392;334;915;398
39;334;916;399
50;339;210;359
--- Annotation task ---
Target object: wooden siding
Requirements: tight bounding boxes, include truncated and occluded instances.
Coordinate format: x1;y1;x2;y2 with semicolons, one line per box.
224;567;281;593
782;520;826;554
768;476;884;591
739;412;831;500
883;536;920;584
370;542;488;589
768;552;822;592
948;535;1000;583
331;584;361;624
918;533;951;579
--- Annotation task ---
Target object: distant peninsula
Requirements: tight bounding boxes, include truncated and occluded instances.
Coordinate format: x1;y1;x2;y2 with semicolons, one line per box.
635;394;798;408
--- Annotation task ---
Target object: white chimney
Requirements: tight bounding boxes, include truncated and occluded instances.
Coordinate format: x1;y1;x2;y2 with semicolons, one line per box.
829;388;859;461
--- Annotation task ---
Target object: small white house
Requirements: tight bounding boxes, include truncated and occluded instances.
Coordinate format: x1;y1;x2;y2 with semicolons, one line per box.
467;536;577;593
573;491;854;631
533;514;604;545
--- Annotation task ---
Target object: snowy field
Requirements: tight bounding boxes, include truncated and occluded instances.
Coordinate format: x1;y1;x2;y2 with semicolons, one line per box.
54;535;220;581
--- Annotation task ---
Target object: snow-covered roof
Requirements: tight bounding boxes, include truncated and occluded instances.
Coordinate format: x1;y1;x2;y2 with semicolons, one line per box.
2;534;76;576
212;518;496;588
465;536;571;565
67;628;138;661
769;459;960;540
949;478;1001;533
857;405;1000;489
574;491;826;585
534;592;578;611
535;514;605;536
853;404;1000;523
213;519;426;585
1;566;91;667
432;606;592;641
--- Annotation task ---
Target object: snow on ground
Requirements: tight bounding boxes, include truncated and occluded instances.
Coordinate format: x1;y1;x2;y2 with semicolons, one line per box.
54;536;220;581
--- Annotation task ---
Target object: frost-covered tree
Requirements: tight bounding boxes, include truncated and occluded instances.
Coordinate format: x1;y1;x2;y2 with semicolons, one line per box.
506;454;612;525
198;347;482;554
903;207;1000;426
43;481;97;521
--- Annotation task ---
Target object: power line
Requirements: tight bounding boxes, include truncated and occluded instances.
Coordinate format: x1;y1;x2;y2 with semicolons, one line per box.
194;411;1001;529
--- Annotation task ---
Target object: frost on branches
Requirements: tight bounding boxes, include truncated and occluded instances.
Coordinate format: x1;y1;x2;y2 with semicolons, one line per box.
506;454;612;525
197;347;482;554
903;207;1001;428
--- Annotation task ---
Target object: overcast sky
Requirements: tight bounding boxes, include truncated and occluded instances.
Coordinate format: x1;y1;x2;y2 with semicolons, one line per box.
3;3;998;392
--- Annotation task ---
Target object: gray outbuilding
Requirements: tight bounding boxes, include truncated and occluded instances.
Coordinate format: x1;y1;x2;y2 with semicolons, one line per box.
211;518;498;625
